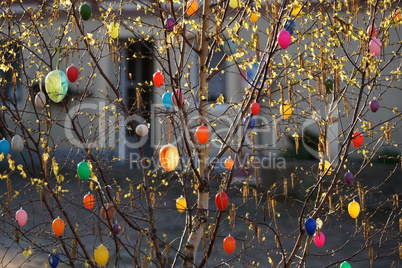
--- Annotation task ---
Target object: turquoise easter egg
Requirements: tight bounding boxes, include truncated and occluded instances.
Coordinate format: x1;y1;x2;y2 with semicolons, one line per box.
0;139;10;158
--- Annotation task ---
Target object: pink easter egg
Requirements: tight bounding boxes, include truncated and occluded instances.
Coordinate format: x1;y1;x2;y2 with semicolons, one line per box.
15;208;28;227
314;232;326;247
277;30;291;49
369;39;381;57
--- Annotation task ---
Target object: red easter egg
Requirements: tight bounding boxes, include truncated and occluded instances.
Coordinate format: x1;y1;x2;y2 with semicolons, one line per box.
351;132;364;148
52;217;65;236
66;64;79;83
215;192;229;211
172;89;184;106
153;71;164;87
223;235;236;254
367;24;379;38
195;125;210;145
83;193;95;210
250;102;260;115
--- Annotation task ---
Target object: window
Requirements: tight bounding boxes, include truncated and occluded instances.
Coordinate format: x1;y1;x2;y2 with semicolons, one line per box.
120;39;154;142
121;40;153;120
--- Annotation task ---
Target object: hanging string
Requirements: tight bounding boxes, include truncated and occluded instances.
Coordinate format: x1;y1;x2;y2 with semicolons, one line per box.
168;117;171;144
55;47;60;70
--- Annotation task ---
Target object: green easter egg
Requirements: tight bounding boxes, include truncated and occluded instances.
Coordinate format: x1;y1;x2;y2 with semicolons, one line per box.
45;70;69;103
325;78;334;93
77;161;91;181
79;3;92;21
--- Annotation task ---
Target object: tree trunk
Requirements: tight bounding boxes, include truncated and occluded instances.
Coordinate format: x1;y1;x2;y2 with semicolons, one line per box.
183;0;211;266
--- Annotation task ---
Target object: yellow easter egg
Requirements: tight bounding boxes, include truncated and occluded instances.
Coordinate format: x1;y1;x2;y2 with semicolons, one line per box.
348;201;360;219
108;22;120;39
94;244;109;266
280;101;293;119
176;196;187;213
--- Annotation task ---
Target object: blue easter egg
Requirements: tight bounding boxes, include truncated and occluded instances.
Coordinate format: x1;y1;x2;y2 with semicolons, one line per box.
247;62;261;85
223;39;236;55
285;19;296;35
304;217;316;236
244;116;255;130
162;92;173;109
48;253;60;268
0;139;10;157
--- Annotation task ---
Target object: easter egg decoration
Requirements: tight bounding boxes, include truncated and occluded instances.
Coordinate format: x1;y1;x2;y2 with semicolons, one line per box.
176;196;187;213
250;102;260;115
45;70;69;103
316;218;323;229
348;201;360;219
277;30;291;49
153;71;164;87
172;89;184;106
319;160;333;176
48;253;60;268
340;261;352;268
369;99;379;112
94;244;109;267
285;19;296;35
367;24;380;38
186;0;199;16
35;91;47;108
215;192;229;211
0;139;10;158
66;64;79;83
83;192;95;210
15;208;28;227
11;134;24;153
135;124;149;136
164;17;175;32
77;161;91;181
393;11;401;23
52;217;65;236
304;217;316;236
351;132;364;148
159;144;180;171
280;101;293;119
223;39;236;55
112;222;121;235
108;22;120;39
243;116;255;130
229;0;239;8
100;203;115;221
325;78;334;93
162;92;173;109
195;125;210;145
313;232;326;247
223;235;236;254
79;3;92;21
369;39;382;57
344;171;354;184
291;3;303;17
250;10;260;23
224;157;234;170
